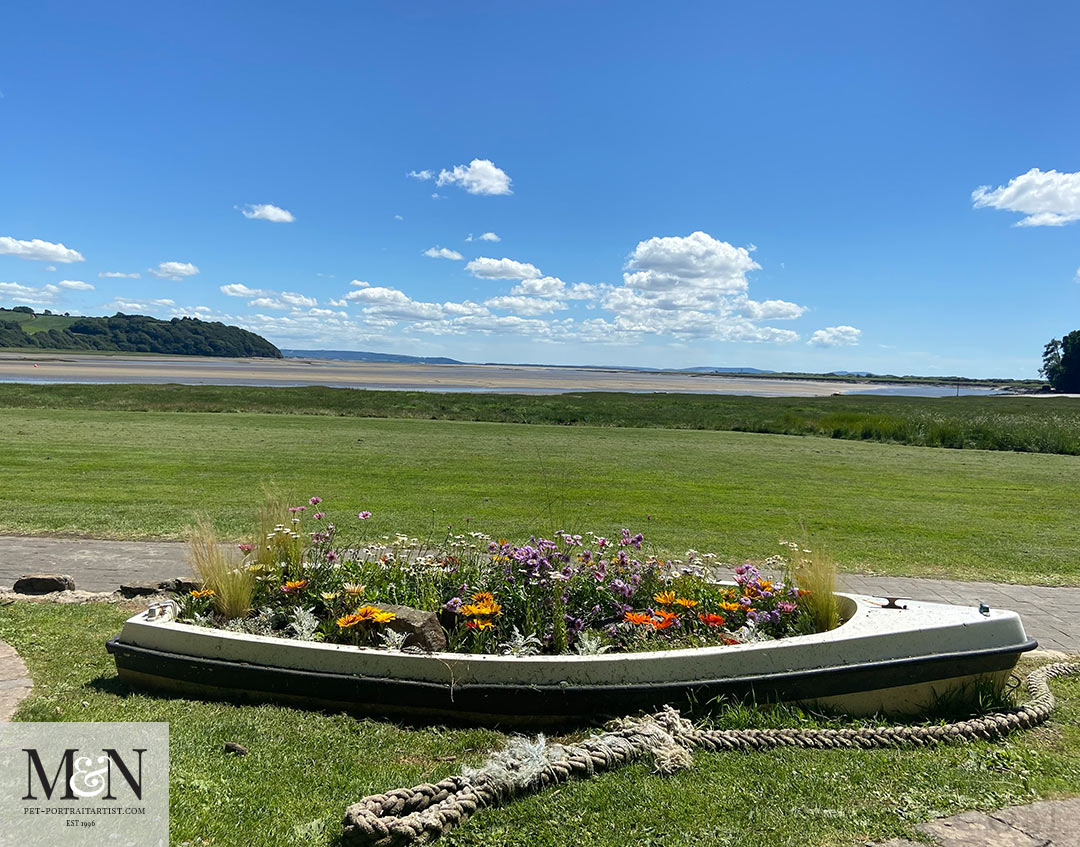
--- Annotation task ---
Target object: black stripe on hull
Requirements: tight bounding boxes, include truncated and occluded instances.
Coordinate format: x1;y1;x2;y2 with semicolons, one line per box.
106;637;1037;726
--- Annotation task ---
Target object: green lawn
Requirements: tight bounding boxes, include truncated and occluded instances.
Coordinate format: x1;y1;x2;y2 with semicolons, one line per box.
0;602;1077;847
1;408;1078;584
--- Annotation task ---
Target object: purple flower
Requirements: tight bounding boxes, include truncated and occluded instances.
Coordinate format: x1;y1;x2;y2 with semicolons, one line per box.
327;551;340;564
309;496;322;506
444;597;463;614
313;512;325;520
357;511;372;520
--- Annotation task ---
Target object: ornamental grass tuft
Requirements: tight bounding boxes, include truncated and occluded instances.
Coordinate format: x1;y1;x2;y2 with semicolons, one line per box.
185;515;255;620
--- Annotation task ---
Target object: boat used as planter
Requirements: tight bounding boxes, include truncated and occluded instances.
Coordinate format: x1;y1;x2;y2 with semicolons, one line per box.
106;592;1036;724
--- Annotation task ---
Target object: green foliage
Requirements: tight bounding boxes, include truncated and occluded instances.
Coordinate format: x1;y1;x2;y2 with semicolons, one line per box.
2;383;1080;455
0;308;280;357
185;516;255;619
1041;331;1080;393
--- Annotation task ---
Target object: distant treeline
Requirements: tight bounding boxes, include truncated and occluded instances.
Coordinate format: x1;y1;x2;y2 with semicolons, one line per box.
0;312;281;358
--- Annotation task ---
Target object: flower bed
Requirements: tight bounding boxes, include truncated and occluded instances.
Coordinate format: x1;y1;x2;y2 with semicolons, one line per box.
178;497;835;655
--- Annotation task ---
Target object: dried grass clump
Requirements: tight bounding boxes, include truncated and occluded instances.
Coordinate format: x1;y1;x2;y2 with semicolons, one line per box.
186;515;255;620
786;542;840;634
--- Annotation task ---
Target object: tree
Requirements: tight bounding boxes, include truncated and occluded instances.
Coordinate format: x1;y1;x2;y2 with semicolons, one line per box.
1041;331;1080;393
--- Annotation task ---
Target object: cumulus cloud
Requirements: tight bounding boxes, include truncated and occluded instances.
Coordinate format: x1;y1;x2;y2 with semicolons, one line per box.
279;291;317;308
623;231;758;296
424;246;464;260
511;276;601;300
0;281;59;306
239;203;295;223
220;283;264;297
408;169;434;181
465;257;542;280
808;325;861;346
466;232;501;242
484;295;567;316
99;271;141;279
435;159;512;196
248;297;286;310
0;236;84;263
972;168;1080;226
149;261;199;280
58;279;94;291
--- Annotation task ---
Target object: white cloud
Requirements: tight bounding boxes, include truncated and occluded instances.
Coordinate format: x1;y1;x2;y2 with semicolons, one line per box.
106;297;177;312
466;257;542;280
0;236;84;263
484;295;567;315
279;291;317;308
394;214;404;221
0;281;59;306
408;169;434;181
45;266;56;272
220;283;264;297
99;271;141;279
808;325;861;347
511;276;601;300
239;203;295;223
435;159;512;196
248;297;286;310
149;261;199;280
466;232;501;242
58;279;94;291
734;296;806;320
972;168;1080;227
623;231;758;296
423;246;464;261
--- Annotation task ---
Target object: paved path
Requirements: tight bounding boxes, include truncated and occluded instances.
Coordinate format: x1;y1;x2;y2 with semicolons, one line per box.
1;536;1078;651
0;639;33;721
879;796;1080;846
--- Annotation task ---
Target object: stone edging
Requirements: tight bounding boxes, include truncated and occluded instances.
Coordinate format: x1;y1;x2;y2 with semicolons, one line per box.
0;639;33;721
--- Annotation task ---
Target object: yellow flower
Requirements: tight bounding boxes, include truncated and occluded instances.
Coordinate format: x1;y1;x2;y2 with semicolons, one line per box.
190;589;215;598
653;591;676;606
320;592;337;602
343;583;365;596
471;591;495;605
337;612;364;628
674;597;698;608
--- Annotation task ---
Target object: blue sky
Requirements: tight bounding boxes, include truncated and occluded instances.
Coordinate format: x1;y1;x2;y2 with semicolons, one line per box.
2;1;1078;377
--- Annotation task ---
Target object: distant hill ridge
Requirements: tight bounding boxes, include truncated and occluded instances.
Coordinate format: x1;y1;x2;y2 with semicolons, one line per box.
282;349;464;364
0;308;281;358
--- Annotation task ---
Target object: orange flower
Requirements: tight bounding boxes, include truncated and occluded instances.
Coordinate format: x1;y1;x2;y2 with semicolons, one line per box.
674;597;698;609
282;579;308;593
465;619;494;630
797;589;811;596
471;591;495;605
337;612;364;628
624;611;654;626
698;612;726;627
190;589;215;598
653;591;676;605
760;581;774;592
651;610;679;630
356;605;396;624
719;601;742;612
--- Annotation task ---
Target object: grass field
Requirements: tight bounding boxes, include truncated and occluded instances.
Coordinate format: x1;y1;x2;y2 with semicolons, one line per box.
2;407;1078;584
2;383;1078;454
0;308;78;334
0;601;1077;847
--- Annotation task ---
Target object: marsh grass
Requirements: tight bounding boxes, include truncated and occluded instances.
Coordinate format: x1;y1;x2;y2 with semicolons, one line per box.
185;516;255;619
2;383;1079;455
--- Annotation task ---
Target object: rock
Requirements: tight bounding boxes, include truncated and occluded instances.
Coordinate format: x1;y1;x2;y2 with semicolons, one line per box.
120;582;168;598
379;603;447;652
13;574;75;594
156;577;201;594
223;742;248;756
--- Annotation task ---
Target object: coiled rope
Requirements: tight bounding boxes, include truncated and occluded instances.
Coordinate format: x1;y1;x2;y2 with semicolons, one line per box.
342;661;1078;846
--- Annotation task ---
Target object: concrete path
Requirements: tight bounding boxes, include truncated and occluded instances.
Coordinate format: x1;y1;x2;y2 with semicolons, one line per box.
0;535;1079;651
0;639;33;721
879;796;1080;846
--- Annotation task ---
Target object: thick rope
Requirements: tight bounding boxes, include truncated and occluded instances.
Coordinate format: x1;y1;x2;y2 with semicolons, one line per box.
341;662;1078;847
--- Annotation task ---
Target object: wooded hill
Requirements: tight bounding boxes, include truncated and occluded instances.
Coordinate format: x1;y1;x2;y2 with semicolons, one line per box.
0;308;282;358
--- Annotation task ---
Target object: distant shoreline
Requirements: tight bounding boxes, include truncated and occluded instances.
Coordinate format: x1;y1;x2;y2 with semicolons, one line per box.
0;351;1008;398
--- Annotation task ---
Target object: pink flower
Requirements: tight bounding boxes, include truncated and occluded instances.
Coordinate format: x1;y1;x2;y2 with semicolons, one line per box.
237;543;254;553
313;512;325;520
357;511;372;520
309;496;322;506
